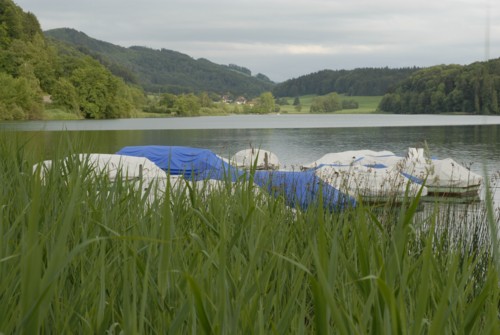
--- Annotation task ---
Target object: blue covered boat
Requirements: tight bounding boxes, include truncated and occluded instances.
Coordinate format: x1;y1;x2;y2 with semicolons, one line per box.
253;170;354;211
116;145;354;210
117;145;240;181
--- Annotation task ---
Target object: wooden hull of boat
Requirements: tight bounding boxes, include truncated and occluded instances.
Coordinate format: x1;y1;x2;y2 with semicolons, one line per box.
425;184;481;197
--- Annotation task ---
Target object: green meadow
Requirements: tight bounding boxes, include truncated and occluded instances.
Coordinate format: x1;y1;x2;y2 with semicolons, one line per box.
278;95;383;114
41;94;383;119
1;134;499;333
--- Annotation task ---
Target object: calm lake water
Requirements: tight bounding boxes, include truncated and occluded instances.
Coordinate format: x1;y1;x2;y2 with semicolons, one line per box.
2;114;500;204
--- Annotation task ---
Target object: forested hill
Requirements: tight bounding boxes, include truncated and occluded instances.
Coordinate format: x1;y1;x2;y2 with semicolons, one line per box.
379;59;500;115
0;0;145;120
45;28;274;97
272;67;419;97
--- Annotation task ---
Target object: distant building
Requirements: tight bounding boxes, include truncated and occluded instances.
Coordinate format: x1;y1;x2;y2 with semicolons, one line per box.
221;95;233;103
235;96;247;105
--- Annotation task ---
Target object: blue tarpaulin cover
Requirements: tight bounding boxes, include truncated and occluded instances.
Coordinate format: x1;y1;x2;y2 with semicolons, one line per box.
116;145;353;210
116;145;239;180
254;170;354;211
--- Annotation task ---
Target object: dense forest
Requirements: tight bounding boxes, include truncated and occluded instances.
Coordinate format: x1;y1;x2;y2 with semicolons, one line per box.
378;59;500;114
45;28;274;97
272;67;420;97
0;0;144;120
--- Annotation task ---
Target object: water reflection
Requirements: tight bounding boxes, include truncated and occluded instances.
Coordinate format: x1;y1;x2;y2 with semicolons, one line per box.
12;124;500;173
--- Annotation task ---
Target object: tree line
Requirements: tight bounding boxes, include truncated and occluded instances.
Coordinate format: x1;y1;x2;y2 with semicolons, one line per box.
273;67;419;97
147;91;278;116
309;93;359;113
378;60;500;114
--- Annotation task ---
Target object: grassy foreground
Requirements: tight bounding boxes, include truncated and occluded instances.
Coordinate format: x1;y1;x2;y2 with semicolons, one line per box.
1;136;499;334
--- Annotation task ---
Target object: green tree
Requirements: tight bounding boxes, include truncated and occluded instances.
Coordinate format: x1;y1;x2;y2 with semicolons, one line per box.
430;83;446;113
21;12;41;40
2;3;23;40
71;63;110;118
254;92;275;114
341;99;359;110
491;88;499;114
174;93;201;116
310;92;342;113
0;71;42;119
159;93;177;108
70;58;134;119
446;88;464;112
0;72;23;119
51;78;80;115
198;92;213;108
275;97;289;105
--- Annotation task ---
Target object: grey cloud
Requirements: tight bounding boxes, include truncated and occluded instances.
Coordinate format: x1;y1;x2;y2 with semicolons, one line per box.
14;0;500;81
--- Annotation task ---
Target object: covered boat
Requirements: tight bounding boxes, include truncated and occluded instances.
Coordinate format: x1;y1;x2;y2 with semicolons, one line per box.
116;145;241;181
314;164;427;204
253;170;355;211
399;149;482;197
34;153;167;181
231;148;280;170
355;148;482;197
117;145;352;210
301;150;396;170
33;153;173;201
301;148;482;199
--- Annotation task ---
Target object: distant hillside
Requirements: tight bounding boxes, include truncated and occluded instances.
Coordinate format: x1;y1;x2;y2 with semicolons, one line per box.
45;28;274;97
273;67;420;97
379;59;500;115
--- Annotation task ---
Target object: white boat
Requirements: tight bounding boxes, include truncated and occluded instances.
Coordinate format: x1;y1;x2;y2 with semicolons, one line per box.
399;149;482;197
301;150;396;170
360;148;483;197
301;148;482;200
231;148;280;170
315;164;427;204
33;154;176;202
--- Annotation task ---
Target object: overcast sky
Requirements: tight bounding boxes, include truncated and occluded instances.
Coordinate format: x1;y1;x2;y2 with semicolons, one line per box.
14;0;500;82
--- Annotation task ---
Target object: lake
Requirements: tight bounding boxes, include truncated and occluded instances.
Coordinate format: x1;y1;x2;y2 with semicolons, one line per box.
2;114;500;204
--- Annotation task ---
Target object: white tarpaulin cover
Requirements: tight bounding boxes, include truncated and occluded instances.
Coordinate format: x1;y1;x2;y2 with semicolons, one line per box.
400;156;483;189
231;149;280;170
35;154;167;180
315;164;427;202
33;154;175;200
301;150;396;169
301;148;482;195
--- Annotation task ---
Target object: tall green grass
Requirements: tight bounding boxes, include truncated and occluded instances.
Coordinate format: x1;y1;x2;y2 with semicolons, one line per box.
1;134;499;333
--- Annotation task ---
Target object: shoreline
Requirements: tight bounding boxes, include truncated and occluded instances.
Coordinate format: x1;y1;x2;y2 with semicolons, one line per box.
2;114;500;132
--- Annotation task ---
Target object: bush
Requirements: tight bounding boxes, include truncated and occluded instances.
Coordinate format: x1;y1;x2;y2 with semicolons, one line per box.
310;92;341;113
341;99;359;109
